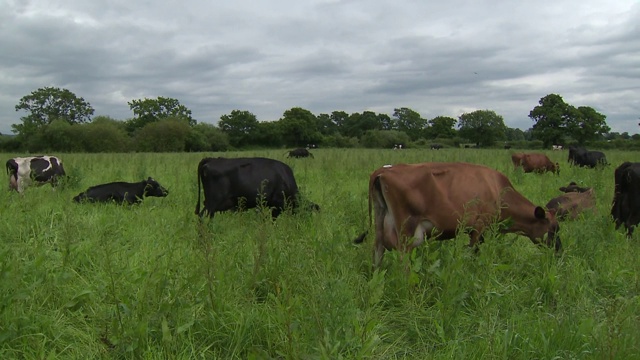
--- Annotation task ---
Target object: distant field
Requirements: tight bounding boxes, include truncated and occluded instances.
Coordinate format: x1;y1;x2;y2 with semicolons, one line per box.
0;149;638;359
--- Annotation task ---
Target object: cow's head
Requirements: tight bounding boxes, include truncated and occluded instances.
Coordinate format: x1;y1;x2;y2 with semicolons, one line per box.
144;177;169;198
531;206;562;252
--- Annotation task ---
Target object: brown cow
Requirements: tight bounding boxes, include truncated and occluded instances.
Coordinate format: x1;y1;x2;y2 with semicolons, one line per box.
546;188;596;220
511;153;526;168
513;153;559;174
559;181;591;193
353;162;561;267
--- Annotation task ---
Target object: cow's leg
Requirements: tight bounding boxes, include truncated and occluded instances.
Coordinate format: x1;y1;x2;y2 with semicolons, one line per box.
468;228;485;253
624;212;640;237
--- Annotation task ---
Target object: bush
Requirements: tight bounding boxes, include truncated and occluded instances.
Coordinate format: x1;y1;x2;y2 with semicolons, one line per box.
135;118;191;152
360;130;410;148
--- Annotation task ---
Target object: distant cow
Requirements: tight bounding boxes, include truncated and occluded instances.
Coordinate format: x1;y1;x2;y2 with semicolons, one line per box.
512;153;559;174
611;162;640;236
286;148;314;158
552;145;563;151
559;182;591;193
6;155;66;193
546;188;596;220
568;146;607;168
393;144;404;150
353;162;561;267
195;157;319;219
504;145;512;149
73;177;169;204
430;144;443;150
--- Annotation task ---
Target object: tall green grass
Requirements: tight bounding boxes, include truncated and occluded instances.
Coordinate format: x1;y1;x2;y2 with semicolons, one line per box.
0;149;638;359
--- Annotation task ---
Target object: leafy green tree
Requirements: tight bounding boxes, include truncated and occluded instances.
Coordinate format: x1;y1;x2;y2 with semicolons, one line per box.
458;110;506;147
567;106;610;145
360;130;411;148
505;127;526;141
81;117;131;152
393;107;426;140
331;111;350;135
425;116;457;139
218;110;259;148
135;117;191;152
278;107;322;146
529;94;574;147
186;123;229;151
13;86;94;138
342;111;382;138
38;119;85;152
253;121;283;147
127;97;195;133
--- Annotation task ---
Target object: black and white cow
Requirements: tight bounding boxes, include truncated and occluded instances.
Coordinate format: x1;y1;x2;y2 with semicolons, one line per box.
6;155;66;193
195;157;319;219
73;177;169;204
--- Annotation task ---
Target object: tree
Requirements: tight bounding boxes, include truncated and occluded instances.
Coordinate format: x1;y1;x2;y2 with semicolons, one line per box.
530;94;610;146
135;117;191;152
127;97;195;133
458;110;506;147
342;111;382;138
278;107;322;147
331;111;350;135
567;106;610;145
393;107;426;140
505;127;526;141
218;110;259;148
186;123;229;151
425;116;457;139
13;86;94;137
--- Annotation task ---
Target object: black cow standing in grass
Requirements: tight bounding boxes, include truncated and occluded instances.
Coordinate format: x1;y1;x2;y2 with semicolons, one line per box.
73;177;169;204
568;146;607;168
195;157;319;218
611;162;640;236
286;148;314;158
6;155;66;193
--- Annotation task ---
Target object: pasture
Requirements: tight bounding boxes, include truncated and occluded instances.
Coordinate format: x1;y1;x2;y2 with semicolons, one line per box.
0;149;638;359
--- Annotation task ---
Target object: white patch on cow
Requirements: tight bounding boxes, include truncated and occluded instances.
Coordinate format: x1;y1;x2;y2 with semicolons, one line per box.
383;164;392;168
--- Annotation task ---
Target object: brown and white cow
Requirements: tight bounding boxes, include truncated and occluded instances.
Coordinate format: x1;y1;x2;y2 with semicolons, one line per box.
512;153;559;174
6;156;66;193
546;187;596;221
354;162;561;267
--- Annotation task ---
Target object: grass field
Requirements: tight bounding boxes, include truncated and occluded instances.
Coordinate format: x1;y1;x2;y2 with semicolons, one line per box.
0;149;639;359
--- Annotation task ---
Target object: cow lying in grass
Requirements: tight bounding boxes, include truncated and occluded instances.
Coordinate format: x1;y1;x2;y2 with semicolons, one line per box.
73;177;169;204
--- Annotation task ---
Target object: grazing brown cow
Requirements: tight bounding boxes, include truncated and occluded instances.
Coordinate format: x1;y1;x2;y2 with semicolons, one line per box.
353;162;561;267
513;153;559;174
546;188;596;220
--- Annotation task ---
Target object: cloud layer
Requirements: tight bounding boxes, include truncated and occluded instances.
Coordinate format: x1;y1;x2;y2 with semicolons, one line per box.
1;0;639;135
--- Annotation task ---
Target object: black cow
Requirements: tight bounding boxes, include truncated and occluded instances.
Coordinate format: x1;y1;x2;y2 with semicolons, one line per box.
568;146;607;168
6;155;66;193
195;157;318;218
286;148;314;158
504;145;512;149
73;177;169;204
611;162;640;236
430;144;443;150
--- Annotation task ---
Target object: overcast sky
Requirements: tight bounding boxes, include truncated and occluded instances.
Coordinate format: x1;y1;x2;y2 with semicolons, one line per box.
1;0;639;135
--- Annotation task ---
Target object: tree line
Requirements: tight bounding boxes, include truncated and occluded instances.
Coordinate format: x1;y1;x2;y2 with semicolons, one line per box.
0;86;622;153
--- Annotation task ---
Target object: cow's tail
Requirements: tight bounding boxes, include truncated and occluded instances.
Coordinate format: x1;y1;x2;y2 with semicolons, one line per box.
195;162;203;215
353;175;375;244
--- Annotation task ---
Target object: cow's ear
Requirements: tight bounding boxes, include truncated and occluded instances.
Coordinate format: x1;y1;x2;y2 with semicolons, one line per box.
534;206;546;219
